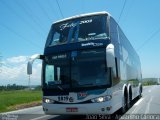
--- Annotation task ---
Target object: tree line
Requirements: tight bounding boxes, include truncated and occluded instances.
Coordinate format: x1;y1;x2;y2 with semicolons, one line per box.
0;84;41;91
142;78;159;86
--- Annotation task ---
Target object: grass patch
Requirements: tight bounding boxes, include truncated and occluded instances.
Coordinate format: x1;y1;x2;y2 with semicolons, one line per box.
0;90;42;112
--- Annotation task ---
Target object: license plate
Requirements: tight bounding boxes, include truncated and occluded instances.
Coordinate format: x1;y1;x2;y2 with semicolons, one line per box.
66;107;78;112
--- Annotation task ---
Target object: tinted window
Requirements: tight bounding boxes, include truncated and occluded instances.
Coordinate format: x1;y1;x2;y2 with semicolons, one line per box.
43;48;111;89
71;49;110;87
44;53;70;89
46;15;108;47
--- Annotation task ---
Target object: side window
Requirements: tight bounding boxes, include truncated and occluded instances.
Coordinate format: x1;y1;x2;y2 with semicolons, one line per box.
110;17;118;44
116;26;120;44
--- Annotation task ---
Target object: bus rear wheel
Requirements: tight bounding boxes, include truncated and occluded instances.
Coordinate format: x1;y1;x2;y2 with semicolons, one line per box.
121;94;128;114
138;86;142;99
127;88;132;109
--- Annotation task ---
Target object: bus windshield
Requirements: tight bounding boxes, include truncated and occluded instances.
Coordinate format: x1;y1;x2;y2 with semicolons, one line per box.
46;15;108;47
44;48;110;90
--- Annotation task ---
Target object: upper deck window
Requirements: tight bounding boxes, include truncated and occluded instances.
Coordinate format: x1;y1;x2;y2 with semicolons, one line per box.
46;15;108;47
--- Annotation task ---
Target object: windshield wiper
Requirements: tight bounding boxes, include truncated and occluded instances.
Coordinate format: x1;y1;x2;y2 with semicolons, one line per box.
48;83;64;91
57;85;64;91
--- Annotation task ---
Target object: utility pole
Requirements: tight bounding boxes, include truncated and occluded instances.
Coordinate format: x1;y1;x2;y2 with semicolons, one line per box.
28;75;31;90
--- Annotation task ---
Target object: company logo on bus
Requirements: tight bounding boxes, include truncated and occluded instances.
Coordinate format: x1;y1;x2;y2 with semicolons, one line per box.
52;54;67;60
78;93;88;97
81;42;103;47
60;19;92;30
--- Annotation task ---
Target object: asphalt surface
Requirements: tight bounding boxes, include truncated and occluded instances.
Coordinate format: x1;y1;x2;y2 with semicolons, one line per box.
126;85;160;114
1;85;160;120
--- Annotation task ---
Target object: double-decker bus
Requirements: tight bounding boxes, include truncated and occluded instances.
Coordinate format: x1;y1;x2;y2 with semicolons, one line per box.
27;11;142;115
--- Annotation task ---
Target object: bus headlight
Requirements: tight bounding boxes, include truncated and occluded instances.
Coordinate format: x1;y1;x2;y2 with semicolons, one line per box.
43;98;55;104
91;95;112;103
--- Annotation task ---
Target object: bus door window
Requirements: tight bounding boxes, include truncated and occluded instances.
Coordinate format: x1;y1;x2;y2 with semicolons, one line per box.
71;51;80;85
54;66;61;84
45;65;55;85
45;65;62;85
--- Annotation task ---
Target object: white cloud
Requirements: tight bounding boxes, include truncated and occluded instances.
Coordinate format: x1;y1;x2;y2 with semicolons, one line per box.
0;56;41;85
6;56;28;64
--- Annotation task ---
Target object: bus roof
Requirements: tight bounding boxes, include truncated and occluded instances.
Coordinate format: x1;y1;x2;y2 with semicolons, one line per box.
53;11;110;24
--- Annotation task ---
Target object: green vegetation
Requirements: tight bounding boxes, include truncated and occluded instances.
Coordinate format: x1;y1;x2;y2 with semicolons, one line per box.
143;81;158;86
0;84;42;91
0;90;42;112
142;78;159;86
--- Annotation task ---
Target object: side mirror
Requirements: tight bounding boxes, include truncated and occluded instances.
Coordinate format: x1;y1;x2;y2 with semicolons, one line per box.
106;44;115;67
27;54;44;75
27;61;33;75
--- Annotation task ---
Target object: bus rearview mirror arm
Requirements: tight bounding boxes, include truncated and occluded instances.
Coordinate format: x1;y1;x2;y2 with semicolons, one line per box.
27;54;44;75
106;44;115;68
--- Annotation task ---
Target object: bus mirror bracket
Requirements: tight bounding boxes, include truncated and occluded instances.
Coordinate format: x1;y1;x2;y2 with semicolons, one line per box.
106;44;115;68
27;54;44;75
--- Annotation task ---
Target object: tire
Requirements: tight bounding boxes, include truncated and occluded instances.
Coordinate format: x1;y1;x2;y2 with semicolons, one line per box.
138;86;142;99
121;95;127;114
127;89;132;109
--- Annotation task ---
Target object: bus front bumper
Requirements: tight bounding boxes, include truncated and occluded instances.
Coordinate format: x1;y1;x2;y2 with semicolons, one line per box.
42;102;114;115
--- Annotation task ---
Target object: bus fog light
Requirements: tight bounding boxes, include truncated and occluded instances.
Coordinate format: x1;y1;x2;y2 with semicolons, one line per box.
91;95;112;103
105;95;112;101
43;98;55;104
106;106;112;111
101;108;105;111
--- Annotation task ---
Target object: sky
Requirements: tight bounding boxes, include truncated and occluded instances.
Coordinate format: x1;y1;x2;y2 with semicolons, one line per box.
0;0;160;85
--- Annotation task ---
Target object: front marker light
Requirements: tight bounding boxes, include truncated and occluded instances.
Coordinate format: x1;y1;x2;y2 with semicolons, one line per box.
43;98;55;104
91;95;112;103
104;95;112;101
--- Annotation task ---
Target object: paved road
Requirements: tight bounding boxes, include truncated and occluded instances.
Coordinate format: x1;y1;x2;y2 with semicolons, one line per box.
118;85;160;120
1;85;160;120
126;85;160;114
